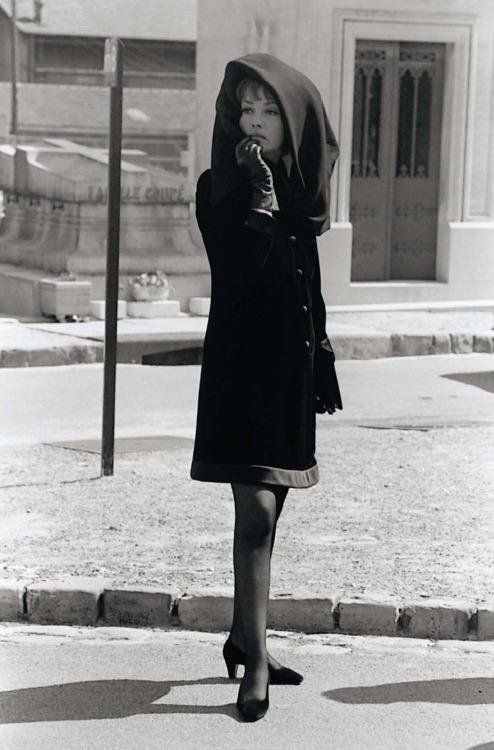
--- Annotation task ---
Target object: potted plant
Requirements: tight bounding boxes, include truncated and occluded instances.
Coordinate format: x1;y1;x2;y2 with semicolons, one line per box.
127;270;180;318
128;270;171;301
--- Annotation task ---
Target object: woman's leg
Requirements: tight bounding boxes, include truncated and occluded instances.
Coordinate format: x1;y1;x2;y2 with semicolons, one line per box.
230;481;280;701
270;485;289;556
229;484;288;668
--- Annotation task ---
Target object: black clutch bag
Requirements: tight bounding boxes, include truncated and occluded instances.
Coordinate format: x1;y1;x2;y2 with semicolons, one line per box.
313;336;343;415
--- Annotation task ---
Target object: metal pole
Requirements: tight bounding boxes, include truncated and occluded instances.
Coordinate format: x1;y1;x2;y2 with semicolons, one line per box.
101;38;123;476
10;0;18;142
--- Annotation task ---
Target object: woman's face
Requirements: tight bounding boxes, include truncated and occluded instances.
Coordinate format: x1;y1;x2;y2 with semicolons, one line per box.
238;83;285;161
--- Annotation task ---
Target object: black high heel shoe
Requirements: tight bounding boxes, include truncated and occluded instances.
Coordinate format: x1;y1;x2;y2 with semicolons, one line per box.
223;636;303;685
236;672;270;722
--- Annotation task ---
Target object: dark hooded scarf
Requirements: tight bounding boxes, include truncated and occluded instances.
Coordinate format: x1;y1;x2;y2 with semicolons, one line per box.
210;53;339;236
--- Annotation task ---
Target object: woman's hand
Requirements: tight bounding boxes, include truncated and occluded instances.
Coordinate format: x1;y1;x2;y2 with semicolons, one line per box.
313;337;343;415
235;136;271;178
235;136;274;213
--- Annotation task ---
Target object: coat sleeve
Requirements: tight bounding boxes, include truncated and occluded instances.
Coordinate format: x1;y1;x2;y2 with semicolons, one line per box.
312;246;343;414
195;170;275;274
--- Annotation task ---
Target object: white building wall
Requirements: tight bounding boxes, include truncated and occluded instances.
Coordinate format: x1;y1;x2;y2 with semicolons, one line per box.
195;0;494;305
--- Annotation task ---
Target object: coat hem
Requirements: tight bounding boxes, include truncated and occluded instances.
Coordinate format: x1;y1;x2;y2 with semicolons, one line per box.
190;460;319;489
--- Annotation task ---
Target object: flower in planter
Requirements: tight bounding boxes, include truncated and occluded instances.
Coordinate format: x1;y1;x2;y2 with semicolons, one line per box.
129;270;171;301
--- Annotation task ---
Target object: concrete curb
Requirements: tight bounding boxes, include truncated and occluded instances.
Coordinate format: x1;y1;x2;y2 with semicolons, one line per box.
1;581;493;640
0;342;103;367
1;330;493;367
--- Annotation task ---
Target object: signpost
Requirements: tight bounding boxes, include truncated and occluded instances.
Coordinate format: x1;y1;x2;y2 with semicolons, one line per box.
101;38;124;476
10;0;18;142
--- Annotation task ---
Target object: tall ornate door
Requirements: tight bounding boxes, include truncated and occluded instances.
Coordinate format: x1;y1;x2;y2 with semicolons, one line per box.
350;41;445;281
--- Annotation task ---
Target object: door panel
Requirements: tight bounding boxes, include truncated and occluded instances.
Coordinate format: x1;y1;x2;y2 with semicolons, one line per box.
350;42;394;281
350;41;445;281
391;44;444;279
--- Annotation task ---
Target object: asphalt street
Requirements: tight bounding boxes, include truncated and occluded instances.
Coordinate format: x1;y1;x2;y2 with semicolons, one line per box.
1;625;494;750
1;352;494;448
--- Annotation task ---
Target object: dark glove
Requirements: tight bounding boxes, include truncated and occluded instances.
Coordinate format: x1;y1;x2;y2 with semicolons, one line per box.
235;136;274;214
314;337;343;415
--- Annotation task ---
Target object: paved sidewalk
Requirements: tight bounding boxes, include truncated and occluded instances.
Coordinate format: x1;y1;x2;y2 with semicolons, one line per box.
1;626;494;749
1;304;494;366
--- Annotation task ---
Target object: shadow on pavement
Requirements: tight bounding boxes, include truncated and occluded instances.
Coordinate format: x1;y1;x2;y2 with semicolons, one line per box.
442;371;494;394
323;677;494;705
51;435;195;454
0;677;242;724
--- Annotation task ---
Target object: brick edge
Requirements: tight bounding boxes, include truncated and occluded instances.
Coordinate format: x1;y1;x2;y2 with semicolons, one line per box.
1;583;493;641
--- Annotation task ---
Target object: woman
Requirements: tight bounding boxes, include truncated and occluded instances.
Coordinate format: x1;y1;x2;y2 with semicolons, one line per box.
190;53;342;721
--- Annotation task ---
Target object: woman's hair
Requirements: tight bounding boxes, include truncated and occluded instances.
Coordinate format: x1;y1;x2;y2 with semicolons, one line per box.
235;77;277;104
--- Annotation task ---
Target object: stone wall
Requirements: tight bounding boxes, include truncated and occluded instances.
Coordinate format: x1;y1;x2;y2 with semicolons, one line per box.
0;140;209;314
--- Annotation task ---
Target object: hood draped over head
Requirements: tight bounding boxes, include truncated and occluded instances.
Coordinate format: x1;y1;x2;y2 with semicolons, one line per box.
210;53;339;236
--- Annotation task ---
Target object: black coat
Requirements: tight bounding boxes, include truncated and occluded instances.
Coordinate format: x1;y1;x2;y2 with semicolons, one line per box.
190;169;342;489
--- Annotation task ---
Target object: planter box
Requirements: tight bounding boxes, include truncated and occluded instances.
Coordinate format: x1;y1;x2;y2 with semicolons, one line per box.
39;279;92;321
189;297;210;316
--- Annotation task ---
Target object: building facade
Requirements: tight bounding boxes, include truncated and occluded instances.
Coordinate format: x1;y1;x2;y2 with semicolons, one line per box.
0;0;196;176
0;0;210;314
1;0;493;309
195;0;494;305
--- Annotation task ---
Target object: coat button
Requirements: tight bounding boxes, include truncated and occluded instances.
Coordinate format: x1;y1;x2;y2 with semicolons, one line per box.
302;304;308;312
296;268;303;276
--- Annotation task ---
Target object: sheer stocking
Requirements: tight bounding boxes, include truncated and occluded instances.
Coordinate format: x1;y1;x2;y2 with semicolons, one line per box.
229;482;289;687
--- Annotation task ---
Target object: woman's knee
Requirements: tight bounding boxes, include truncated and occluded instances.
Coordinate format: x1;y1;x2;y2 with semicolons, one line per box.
232;483;277;544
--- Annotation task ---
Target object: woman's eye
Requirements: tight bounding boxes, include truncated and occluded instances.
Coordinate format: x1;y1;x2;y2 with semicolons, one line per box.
240;107;279;115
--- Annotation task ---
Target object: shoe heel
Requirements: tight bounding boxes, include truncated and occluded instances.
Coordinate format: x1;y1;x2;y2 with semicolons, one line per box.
225;658;239;679
223;638;242;679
